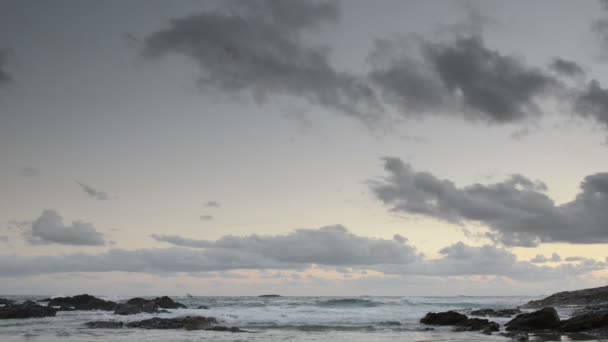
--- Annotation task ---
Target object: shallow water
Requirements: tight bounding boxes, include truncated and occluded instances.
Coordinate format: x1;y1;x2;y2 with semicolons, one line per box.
0;295;600;341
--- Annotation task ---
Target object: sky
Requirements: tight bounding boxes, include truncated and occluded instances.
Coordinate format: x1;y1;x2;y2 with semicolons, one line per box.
1;0;608;296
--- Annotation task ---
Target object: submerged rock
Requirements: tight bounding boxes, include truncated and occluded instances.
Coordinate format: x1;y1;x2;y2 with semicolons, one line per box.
505;307;560;331
205;325;249;332
47;294;116;311
197;305;210;309
125;316;218;330
0;301;57;319
153;296;187;309
452;318;499;334
85;321;124;329
420;311;468;325
524;285;608;308
114;296;185;315
470;308;521;317
258;294;281;298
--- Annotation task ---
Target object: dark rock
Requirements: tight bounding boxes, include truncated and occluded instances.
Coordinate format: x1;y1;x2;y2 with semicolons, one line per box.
500;331;529;341
452;318;499;333
115;304;145;316
125;298;149;307
47;294;116;311
0;301;57;319
470;308;522;317
153;296;186;309
125;316;218;330
258;294;281;298
0;298;14;306
572;303;608;316
420;311;468;325
524;285;608;308
560;310;608;332
37;298;52;302
85;321;124;329
505;307;560;331
197;305;210;309
205;326;249;332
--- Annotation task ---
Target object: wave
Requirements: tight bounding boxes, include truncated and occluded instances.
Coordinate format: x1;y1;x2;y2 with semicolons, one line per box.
316;298;384;308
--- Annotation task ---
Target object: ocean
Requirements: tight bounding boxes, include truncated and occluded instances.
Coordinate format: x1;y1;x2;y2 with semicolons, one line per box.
0;295;597;341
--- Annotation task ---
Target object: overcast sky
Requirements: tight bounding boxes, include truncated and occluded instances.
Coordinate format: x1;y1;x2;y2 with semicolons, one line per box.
1;0;608;296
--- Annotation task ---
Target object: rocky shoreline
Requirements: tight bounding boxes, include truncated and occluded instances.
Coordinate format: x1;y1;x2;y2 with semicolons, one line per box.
2;286;608;339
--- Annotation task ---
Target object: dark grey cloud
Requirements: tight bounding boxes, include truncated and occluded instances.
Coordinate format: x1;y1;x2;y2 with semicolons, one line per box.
548;58;585;77
75;180;110;200
26;210;106;246
369;35;559;123
370;157;608;247
1;226;603;281
530;253;561;264
573;79;608;129
204;201;220;208
21;167;40;178
0;49;11;86
142;0;382;125
152;225;419;266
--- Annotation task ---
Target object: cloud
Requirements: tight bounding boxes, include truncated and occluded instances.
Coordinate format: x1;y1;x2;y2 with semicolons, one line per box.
200;215;214;221
1;226;604;281
142;0;382;126
25;210;106;246
0;49;11;87
530;253;561;263
565;256;587;262
369;35;559;123
21;167;40;178
152;225;419;265
573;79;608;130
75;180;110;200
204;201;220;208
548;58;585;77
370;157;608;247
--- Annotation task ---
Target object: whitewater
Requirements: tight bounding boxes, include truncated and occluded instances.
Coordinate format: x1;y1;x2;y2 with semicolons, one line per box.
0;295;596;341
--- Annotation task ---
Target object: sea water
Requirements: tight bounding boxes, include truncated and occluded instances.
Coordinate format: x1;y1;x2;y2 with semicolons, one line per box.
0;295;599;341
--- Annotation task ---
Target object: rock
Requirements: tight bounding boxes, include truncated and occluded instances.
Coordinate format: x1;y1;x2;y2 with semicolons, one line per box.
505;307;560;331
572;303;608;316
205;326;249;332
470;308;522;317
258;294;281;298
57;306;76;311
500;331;529;341
420;311;468;325
85;321;124;329
452;318;499;333
560;310;608;332
197;305;210;309
114;304;146;316
47;294;116;311
153;296;186;309
0;298;14;306
524;285;608;308
125;316;218;330
0;301;57;319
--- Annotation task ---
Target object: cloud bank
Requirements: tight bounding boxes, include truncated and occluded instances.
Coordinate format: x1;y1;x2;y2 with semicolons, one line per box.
2;226;604;281
370;157;608;247
75;181;110;200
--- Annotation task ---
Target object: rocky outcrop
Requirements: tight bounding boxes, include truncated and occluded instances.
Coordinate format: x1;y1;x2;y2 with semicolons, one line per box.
47;294;116;311
151;296;187;309
0;301;57;319
0;298;14;306
524;286;608;308
113;296;185;315
452;318;499;334
85;321;124;328
258;294;281;298
125;316;217;330
420;311;499;335
560;310;608;333
470;308;521;317
420;311;468;325
85;316;247;332
505;307;560;331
